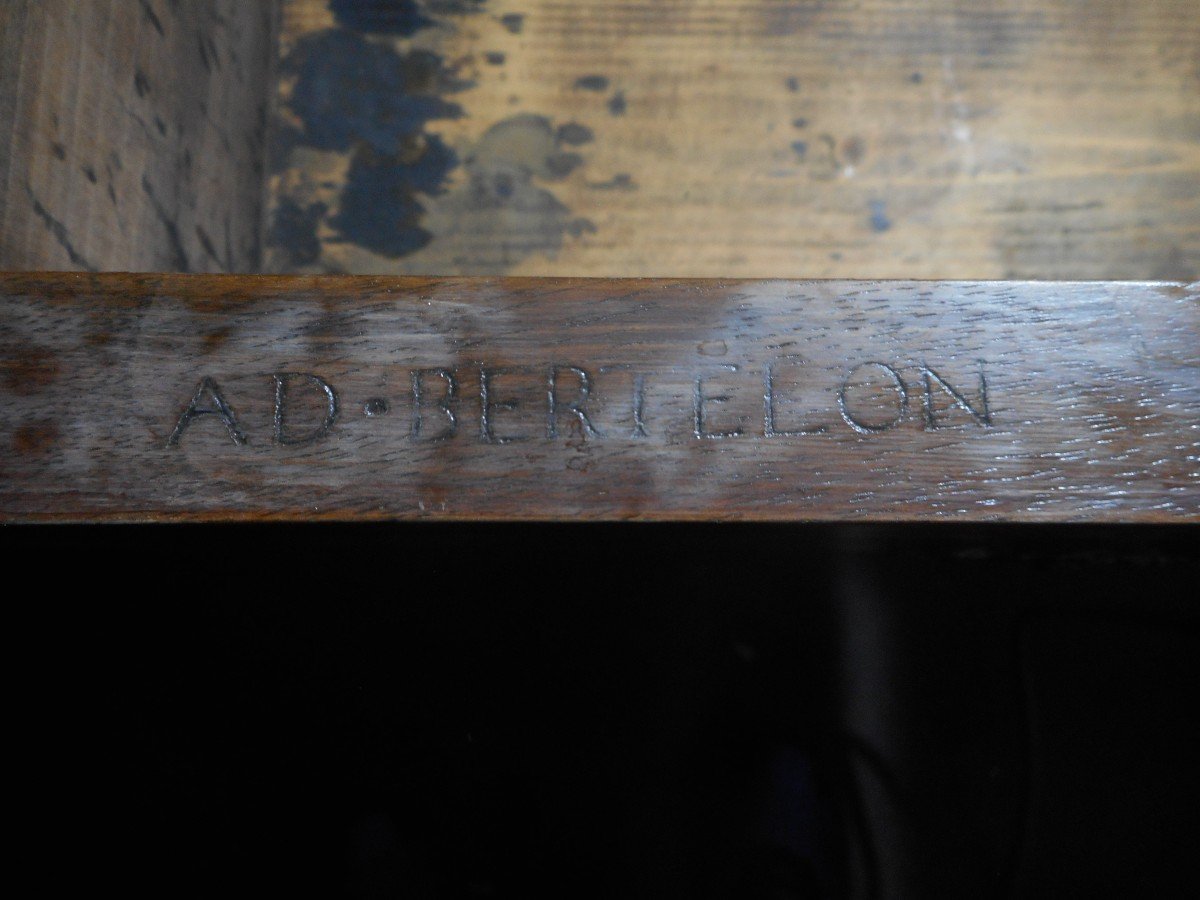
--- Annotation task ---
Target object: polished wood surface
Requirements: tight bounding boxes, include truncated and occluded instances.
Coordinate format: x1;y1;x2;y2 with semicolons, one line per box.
1;274;1196;522
268;0;1199;280
0;0;278;272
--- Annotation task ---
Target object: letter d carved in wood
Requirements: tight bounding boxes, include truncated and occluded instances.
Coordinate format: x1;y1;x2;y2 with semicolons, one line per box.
273;373;339;446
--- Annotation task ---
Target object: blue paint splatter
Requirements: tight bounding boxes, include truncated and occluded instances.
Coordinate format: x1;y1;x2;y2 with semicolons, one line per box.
334;137;458;257
869;199;892;232
283;32;465;155
269;198;329;267
277;27;469;259
328;0;432;36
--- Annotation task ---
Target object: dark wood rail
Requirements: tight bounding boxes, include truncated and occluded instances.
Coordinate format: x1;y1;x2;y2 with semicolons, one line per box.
1;274;1196;522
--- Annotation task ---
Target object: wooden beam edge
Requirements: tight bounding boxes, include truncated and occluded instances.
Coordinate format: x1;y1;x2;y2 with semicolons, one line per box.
2;274;1197;523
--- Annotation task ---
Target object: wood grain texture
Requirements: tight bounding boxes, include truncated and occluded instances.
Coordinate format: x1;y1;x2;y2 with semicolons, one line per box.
267;0;1200;281
0;0;279;273
1;273;1196;522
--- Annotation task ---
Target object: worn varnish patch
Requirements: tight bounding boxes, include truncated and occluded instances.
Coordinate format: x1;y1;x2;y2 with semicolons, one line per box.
1;274;1196;522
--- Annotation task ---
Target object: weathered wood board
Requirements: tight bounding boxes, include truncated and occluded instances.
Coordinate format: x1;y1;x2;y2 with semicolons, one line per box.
1;274;1196;522
268;0;1200;281
0;0;279;273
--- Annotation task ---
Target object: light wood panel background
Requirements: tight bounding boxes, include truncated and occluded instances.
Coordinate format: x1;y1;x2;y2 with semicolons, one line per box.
0;0;279;273
267;0;1200;280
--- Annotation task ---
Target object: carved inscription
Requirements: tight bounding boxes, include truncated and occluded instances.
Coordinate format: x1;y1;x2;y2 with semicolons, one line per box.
4;274;1195;524
165;360;993;448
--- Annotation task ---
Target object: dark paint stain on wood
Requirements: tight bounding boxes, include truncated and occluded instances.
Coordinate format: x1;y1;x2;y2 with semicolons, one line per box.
423;114;594;272
328;0;432;36
545;151;583;177
424;0;488;14
869;199;892;232
276;23;472;261
808;133;839;180
791;141;808;160
499;13;524;34
282;33;466;155
556;123;594;146
334;137;458;257
269;198;329;268
587;172;637;191
575;75;610;92
461;114;583;183
607;91;627;116
566;218;597;237
271;1;607;272
842;136;866;165
11;422;59;457
485;51;506;65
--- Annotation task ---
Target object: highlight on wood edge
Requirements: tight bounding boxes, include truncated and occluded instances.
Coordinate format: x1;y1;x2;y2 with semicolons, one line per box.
0;274;1197;522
